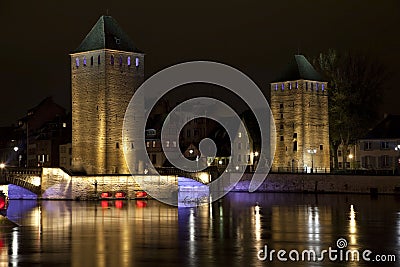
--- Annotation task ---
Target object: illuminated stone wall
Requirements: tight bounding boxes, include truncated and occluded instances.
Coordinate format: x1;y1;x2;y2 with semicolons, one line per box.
70;50;144;174
270;80;330;172
233;173;400;194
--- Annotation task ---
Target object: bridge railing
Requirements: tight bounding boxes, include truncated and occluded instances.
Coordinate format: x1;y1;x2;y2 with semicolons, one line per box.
2;167;42;175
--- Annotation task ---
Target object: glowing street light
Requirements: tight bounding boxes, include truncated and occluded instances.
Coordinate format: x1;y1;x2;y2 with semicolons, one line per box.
13;146;18;152
307;149;317;173
254;151;259;157
0;163;5;169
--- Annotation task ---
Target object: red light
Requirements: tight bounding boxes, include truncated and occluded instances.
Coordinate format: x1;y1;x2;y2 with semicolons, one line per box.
115;192;126;198
101;200;108;208
115;200;123;209
0;197;5;210
135;191;147;198
101;192;112;198
136;200;147;208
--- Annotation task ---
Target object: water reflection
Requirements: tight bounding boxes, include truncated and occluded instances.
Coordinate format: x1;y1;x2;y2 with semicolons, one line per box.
0;194;399;266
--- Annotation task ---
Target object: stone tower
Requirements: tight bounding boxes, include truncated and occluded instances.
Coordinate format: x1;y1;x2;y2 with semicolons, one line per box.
271;55;330;173
70;16;144;174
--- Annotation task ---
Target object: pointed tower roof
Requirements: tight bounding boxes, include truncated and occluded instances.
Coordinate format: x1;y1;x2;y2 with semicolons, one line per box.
74;16;141;53
275;55;323;82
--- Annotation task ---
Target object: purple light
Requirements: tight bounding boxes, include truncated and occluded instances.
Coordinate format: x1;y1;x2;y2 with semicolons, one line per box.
322;84;325;91
127;56;131;66
289;83;292;90
296;81;298;89
111;55;114;65
75;58;79;67
316;83;319;91
135;57;139;67
275;84;278;91
83;57;87;66
119;56;122;66
281;83;284;91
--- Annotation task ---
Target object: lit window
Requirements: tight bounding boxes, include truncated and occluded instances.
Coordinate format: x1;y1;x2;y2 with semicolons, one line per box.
166;141;170;147
146;142;150;148
111;55;114;65
289;83;292;89
119;56;123;66
152;141;156;148
173;141;177;147
135;57;139;67
75;58;80;67
83;57;87;66
322;84;325;91
62;123;67;128
296;82;298;89
127;56;131;66
275;84;278;91
281;83;284;91
316;83;319;91
238;132;242;138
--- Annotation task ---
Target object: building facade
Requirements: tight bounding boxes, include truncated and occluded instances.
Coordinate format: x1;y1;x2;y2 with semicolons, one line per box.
357;115;400;173
70;16;144;174
271;55;330;173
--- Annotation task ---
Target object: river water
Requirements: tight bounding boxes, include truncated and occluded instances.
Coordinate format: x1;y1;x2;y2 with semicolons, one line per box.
0;193;399;266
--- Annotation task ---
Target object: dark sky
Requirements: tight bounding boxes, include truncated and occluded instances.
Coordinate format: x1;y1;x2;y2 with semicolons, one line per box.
0;0;399;126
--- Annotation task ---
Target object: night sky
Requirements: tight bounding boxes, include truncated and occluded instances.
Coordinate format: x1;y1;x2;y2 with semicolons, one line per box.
0;0;399;126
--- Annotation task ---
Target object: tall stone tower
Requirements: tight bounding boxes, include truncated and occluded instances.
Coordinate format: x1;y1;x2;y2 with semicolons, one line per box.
271;55;330;173
70;16;144;174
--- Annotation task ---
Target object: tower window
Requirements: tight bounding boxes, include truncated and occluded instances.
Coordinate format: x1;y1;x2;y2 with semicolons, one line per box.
135;57;139;67
293;141;297;151
116;142;119;149
280;124;284;130
83;57;87;66
75;58;80;67
289;83;292;89
316;83;319;91
322;84;325;91
127;56;131;66
280;136;284;141
111;55;114;65
90;56;93;66
311;83;313;90
281;83;284;91
320;145;323;150
280;103;284;109
280;113;283;119
296;82;298;89
119;56;123;66
98;55;101;64
275;84;278;91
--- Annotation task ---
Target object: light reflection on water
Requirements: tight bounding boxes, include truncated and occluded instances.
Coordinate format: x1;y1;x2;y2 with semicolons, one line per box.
0;193;398;266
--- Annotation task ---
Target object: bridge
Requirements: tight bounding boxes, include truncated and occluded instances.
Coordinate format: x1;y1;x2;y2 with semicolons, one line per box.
0;167;42;195
0;167;211;200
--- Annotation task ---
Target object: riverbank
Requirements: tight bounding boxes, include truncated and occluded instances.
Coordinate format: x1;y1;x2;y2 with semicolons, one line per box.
231;173;400;194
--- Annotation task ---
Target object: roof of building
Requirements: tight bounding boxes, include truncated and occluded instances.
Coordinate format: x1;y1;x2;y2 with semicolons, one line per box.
274;55;324;82
363;115;400;139
74;16;141;53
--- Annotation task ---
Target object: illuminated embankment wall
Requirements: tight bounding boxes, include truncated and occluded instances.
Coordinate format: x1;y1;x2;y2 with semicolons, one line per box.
233;173;400;194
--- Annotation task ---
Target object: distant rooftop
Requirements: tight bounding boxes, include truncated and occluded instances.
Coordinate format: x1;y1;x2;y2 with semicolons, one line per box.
73;16;142;53
274;55;324;82
363;115;400;139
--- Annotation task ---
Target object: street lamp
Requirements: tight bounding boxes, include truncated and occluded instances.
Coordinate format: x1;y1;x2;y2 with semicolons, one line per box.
307;149;317;173
348;154;354;170
0;163;5;169
395;145;400;173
